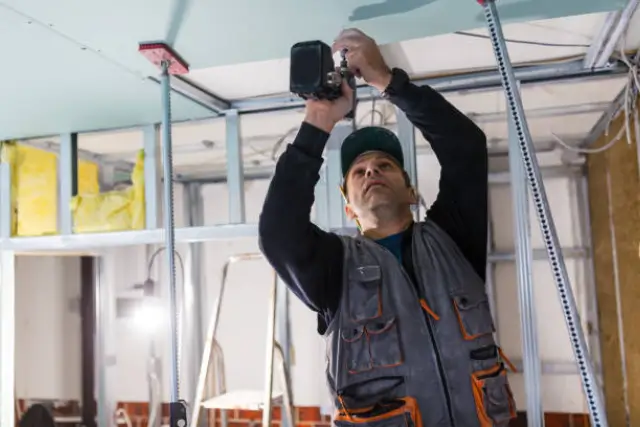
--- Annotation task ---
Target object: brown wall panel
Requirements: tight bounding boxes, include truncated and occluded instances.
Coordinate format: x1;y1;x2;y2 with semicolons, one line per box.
586;98;640;426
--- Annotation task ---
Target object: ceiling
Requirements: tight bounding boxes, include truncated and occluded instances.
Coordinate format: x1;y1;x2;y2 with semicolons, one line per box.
0;0;630;140
8;2;640;181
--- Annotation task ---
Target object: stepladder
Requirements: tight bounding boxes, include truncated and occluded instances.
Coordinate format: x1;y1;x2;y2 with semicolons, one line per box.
191;253;295;427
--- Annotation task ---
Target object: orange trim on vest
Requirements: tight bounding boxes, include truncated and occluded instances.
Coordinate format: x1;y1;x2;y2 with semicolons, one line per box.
419;299;440;320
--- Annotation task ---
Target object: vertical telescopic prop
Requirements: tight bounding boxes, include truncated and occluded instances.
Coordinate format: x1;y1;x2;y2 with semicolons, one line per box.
160;59;180;405
477;1;608;425
139;41;190;426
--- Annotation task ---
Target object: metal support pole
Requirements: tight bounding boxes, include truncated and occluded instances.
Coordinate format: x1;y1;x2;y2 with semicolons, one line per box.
485;213;499;338
508;113;543;427
160;60;181;403
182;182;206;426
0;144;15;427
583;11;621;69
0;160;11;238
261;271;278;427
314;164;330;230
0;249;15;427
95;254;117;427
488;246;585;262
226;109;246;223
575;175;604;387
396;108;417;187
592;0;640;68
144;124;161;230
141;123;165;427
326;148;345;229
276;275;293;427
396;108;419;218
480;1;607;424
325;123;353;230
58;133;78;235
146;244;164;427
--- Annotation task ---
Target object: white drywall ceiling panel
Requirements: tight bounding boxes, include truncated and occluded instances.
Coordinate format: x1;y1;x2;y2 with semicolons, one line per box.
187;12;610;99
0;0;627;140
0;6;214;141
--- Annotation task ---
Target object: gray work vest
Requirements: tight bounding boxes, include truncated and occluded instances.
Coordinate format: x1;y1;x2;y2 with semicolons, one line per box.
324;220;516;427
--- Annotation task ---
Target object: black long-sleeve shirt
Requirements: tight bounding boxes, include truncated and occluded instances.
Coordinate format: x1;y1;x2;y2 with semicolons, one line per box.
258;71;488;333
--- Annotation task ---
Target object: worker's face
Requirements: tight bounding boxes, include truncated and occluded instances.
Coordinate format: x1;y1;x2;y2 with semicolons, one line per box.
343;151;416;220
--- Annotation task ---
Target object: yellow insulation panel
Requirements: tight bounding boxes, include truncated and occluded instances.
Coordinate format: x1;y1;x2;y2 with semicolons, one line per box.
70;149;145;233
0;142;144;237
1;142;100;237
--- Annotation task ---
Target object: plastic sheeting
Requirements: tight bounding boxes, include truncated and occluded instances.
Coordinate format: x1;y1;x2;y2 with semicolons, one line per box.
70;149;145;233
1;141;100;237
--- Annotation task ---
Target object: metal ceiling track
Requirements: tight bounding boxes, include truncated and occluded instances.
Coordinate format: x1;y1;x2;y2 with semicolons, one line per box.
157;59;629;118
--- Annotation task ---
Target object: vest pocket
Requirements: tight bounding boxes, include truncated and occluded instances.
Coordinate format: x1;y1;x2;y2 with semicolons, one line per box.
341;325;371;374
367;317;403;369
347;266;383;322
334;396;422;427
341;317;403;374
452;290;495;340
471;364;516;426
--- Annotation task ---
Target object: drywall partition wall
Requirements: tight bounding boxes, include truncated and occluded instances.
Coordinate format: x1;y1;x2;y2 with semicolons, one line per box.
14;256;82;401
586;98;640;427
418;138;593;414
490;176;591;413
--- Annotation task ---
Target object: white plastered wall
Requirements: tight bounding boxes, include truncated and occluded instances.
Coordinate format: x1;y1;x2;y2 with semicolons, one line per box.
13;146;592;414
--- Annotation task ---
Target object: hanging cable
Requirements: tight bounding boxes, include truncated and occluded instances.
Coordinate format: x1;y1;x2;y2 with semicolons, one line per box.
147;246;186;282
551;37;639;155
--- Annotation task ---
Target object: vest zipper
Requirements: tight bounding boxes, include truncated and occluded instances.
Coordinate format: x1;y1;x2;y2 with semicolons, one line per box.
375;244;456;427
421;304;456;427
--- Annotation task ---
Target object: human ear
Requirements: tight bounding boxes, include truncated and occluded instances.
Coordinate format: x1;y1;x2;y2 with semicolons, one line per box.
408;186;418;205
345;204;357;220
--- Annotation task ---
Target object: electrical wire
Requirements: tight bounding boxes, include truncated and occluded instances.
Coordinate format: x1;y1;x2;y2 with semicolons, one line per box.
147;246;186;283
454;30;591;48
550;50;639;155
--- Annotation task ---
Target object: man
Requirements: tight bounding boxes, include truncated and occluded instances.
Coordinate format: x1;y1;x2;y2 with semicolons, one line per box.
259;29;516;427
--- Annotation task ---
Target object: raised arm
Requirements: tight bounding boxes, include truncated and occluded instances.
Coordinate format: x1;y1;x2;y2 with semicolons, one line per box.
258;87;355;330
332;28;489;280
259;124;342;318
385;68;489;280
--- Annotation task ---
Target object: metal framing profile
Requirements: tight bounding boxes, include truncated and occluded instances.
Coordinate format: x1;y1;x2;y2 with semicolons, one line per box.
480;0;606;425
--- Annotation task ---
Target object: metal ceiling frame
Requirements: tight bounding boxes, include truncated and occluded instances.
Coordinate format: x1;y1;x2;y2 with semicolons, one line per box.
0;56;632;243
15;59;628;182
230;59;628;114
583;0;640;69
